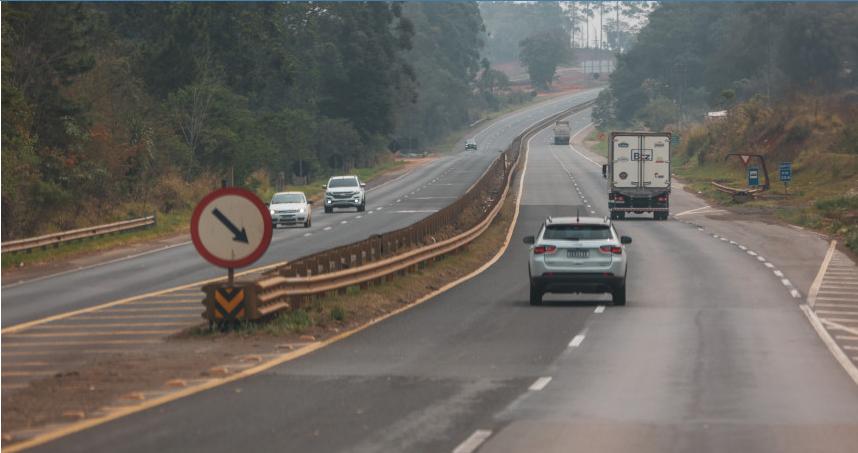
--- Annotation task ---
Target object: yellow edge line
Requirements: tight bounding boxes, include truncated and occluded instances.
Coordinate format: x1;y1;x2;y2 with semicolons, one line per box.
3;136;539;451
1;263;284;335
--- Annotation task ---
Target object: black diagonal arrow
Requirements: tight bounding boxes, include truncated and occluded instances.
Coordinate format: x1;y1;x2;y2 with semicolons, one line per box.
211;208;249;243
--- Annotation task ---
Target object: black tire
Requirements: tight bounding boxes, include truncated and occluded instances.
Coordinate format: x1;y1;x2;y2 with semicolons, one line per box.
612;283;626;306
358;201;365;212
272;223;277;229
529;283;543;306
304;217;311;228
325;206;333;213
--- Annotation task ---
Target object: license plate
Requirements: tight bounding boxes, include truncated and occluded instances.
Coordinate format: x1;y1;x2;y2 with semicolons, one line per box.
568;249;588;258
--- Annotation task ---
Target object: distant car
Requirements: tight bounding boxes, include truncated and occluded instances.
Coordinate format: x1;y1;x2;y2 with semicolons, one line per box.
323;175;366;213
465;138;477;150
269;191;312;228
523;215;632;306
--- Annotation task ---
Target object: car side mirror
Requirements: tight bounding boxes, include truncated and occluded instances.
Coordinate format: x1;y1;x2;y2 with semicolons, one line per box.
621;236;632;244
264;202;269;207
360;183;366;188
523;236;535;244
307;200;314;204
322;185;327;190
602;164;607;179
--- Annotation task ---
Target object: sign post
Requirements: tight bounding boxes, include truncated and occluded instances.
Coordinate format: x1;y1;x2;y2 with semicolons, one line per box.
191;187;272;327
748;167;760;188
779;162;792;194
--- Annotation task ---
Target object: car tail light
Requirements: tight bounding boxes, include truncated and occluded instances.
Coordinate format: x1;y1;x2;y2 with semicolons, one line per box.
613;195;624;201
600;245;623;254
533;244;556;254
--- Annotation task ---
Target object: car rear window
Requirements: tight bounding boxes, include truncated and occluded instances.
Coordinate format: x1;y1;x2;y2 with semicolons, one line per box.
543;224;612;240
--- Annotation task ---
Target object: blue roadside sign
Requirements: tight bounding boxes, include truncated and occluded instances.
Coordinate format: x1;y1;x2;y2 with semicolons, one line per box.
748;167;760;186
780;162;792;182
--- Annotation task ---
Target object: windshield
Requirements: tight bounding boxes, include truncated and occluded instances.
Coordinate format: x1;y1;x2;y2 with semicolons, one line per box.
271;193;304;204
329;178;358;188
543;224;612;240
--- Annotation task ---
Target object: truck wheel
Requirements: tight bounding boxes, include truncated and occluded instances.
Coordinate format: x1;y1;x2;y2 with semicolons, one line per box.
358;202;365;212
612;284;626;306
324;206;332;213
530;283;543;306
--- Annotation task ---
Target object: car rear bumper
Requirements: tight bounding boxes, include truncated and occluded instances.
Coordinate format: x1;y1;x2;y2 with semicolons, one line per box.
530;273;625;294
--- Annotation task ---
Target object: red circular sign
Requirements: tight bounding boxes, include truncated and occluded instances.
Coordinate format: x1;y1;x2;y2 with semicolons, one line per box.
191;187;272;268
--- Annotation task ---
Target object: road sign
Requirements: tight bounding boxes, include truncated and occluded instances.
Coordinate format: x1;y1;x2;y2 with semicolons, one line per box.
780;162;792;182
739;155;752;167
748;167;760;186
670;134;680;145
191;187;272;269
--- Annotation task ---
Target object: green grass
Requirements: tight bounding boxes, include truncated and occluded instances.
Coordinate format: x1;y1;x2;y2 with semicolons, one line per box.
1;211;191;269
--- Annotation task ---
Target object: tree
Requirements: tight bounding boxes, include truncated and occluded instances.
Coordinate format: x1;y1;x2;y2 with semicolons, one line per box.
396;1;486;147
592;89;617;130
519;28;572;89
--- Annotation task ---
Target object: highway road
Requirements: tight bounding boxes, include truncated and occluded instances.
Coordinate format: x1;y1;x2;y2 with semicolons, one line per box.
0;89;602;329
16;104;858;452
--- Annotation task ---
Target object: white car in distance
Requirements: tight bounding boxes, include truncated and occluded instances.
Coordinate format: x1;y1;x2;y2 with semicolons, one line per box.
269;191;312;228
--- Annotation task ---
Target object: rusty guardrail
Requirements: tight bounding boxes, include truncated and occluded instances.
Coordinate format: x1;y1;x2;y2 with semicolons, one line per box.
202;100;596;324
1;214;158;255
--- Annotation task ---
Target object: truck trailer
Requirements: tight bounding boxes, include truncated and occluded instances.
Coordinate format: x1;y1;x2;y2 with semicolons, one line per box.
602;132;671;220
553;120;571;145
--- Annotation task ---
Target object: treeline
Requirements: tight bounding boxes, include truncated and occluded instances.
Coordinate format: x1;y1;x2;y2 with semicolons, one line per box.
593;1;858;131
1;2;503;240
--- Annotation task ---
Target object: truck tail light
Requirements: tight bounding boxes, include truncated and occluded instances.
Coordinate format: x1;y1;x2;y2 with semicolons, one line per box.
613;195;624;201
534;245;556;254
600;245;623;254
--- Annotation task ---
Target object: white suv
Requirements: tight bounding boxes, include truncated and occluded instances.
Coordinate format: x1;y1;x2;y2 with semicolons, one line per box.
323;175;366;213
523;216;632;306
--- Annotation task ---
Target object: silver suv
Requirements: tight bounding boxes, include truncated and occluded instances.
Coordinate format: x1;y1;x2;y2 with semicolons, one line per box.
523;216;632;306
323;175;366;213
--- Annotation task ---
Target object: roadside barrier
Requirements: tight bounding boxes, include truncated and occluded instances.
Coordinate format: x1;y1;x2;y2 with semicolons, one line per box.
1;214;157;255
202;100;597;325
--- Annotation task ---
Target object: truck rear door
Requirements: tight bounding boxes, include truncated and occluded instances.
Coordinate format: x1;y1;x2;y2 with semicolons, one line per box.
611;134;642;188
642;134;670;189
611;133;670;189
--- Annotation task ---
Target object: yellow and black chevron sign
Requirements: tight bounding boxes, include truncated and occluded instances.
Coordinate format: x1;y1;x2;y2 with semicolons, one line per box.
215;287;245;320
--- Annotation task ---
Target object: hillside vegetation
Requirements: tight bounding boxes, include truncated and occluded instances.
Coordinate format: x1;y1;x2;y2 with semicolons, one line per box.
672;92;858;255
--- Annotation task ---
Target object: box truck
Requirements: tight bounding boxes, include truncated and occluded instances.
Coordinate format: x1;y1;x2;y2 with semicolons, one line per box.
602;132;671;220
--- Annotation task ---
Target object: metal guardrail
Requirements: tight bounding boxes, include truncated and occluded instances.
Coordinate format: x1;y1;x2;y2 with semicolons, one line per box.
1;214;157;254
202;100;596;323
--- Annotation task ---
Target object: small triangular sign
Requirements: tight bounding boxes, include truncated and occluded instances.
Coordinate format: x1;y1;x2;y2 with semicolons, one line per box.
739;155;752;167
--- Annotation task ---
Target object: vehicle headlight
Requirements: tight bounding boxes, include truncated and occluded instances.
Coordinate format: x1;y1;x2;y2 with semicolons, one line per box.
270;209;275;215
299;207;305;213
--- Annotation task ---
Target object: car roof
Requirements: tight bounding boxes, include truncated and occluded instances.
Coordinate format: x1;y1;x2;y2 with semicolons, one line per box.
545;215;611;226
466;138;476;142
273;191;304;196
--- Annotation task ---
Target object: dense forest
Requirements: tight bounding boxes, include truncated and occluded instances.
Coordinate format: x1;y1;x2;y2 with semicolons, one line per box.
593;1;858;131
1;1;500;240
4;1;857;243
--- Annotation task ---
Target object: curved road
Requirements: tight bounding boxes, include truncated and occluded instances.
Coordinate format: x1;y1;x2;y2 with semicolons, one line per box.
19;106;858;452
0;89;602;329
